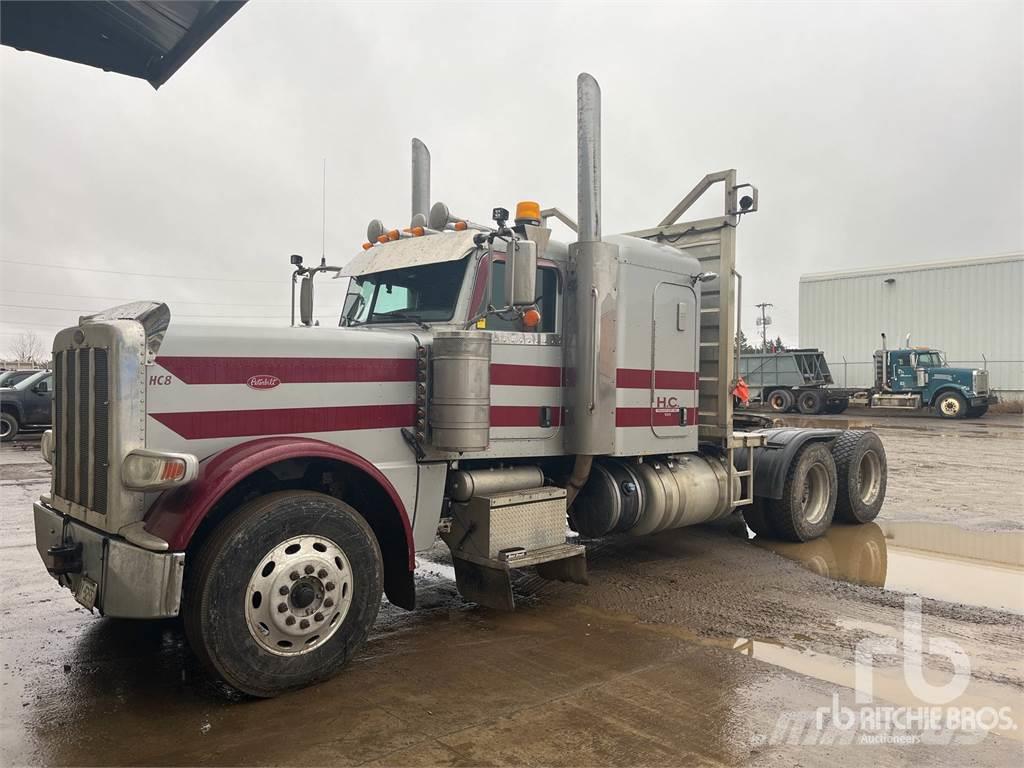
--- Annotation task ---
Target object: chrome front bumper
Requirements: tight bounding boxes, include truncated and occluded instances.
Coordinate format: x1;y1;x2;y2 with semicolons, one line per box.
34;501;184;618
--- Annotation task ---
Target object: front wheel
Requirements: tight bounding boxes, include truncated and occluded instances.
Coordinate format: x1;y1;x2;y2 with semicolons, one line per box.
0;412;18;442
935;391;967;419
184;491;383;697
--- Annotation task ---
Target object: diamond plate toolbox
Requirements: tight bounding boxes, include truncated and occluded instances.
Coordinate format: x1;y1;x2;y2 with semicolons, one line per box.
448;486;568;560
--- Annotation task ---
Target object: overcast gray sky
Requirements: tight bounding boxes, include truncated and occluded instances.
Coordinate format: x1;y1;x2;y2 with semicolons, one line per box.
1;0;1021;355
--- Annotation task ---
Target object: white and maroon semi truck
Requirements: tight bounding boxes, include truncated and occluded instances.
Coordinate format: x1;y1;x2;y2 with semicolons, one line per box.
32;74;887;697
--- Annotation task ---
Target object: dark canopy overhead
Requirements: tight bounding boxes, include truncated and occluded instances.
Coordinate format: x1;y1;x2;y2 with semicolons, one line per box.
1;1;246;89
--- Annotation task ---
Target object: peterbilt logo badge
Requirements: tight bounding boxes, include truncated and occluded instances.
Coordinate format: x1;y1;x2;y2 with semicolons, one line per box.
247;375;281;390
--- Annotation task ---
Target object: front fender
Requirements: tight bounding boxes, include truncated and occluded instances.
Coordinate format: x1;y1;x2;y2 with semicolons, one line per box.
737;427;842;500
143;436;414;568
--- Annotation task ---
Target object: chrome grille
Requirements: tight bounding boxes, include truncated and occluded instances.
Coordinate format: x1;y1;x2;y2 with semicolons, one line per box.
54;347;110;514
974;369;989;395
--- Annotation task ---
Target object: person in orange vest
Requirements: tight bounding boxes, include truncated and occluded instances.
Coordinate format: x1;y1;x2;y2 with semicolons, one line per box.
732;376;750;408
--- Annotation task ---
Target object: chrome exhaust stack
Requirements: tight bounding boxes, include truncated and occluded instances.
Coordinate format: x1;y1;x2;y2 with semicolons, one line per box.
411;138;430;225
577;73;601;243
565;73;620;459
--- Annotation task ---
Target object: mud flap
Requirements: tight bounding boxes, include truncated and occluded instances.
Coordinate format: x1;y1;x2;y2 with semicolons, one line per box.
536;553;589;585
452;556;515;611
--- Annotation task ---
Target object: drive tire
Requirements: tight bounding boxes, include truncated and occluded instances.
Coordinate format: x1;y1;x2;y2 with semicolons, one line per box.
768;442;837;542
0;412;18;442
797;389;826;415
935;391;967;419
184;491;383;698
767;389;795;413
831;430;886;524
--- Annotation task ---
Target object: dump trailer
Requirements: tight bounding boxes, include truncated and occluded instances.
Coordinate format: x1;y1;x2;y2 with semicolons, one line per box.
31;74;889;697
742;338;993;418
739;349;850;414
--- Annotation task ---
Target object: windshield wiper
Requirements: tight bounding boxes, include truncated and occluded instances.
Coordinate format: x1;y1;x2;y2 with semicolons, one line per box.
372;312;430;330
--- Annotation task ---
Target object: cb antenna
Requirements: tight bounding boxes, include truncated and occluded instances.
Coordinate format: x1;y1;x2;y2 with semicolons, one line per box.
320;158;327;267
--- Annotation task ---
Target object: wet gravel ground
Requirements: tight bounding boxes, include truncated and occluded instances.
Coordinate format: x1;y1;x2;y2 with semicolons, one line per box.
1;413;1022;767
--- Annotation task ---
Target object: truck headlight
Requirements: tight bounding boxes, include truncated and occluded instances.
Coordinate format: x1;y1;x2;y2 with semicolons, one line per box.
122;450;198;491
40;429;53;465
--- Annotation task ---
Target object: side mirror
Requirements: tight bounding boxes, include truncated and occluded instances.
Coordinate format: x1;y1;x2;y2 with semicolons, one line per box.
299;276;314;326
34;382;48;394
504;239;537;307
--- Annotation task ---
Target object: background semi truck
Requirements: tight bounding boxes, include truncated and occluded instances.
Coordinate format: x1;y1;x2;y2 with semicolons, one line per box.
31;74;889;697
740;335;994;418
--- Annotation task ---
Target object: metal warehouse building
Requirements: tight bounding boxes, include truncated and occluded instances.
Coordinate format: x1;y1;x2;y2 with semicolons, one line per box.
799;253;1024;402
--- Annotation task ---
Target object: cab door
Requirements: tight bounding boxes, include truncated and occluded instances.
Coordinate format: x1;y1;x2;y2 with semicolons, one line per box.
651;281;698;437
476;258;563;445
26;374;53;424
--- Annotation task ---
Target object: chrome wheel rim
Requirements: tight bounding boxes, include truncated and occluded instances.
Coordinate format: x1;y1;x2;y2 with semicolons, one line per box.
801;463;829;525
857;449;882;506
0;418;10;438
245;534;353;656
940;396;961;416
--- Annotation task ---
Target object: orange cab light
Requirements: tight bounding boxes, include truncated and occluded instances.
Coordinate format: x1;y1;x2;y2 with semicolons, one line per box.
454;220;468;231
515;200;542;223
411;226;425;236
387;229;400;241
362;242;373;250
377;235;389;244
522;308;542;328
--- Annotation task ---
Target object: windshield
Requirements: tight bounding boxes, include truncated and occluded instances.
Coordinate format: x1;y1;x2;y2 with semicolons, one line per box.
13;370;50;391
348;256;469;326
915;351;944;368
1;370;39;388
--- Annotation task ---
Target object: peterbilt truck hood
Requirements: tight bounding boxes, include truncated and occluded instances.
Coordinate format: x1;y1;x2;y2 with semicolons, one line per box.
147;321;422;462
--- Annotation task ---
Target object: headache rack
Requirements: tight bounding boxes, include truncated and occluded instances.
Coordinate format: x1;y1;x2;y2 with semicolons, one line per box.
629;170;761;508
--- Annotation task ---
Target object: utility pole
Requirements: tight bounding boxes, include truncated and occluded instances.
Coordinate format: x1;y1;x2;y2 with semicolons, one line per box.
755;302;774;352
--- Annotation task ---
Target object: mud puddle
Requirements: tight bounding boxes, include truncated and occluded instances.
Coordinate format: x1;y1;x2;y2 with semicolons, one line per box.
752;521;1024;614
570;604;1023;742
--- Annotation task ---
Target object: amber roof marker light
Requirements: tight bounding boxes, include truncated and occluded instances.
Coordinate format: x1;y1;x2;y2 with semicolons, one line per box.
515;200;542;226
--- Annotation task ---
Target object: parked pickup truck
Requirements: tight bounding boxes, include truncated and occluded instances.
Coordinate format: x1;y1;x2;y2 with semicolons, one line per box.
0;369;53;441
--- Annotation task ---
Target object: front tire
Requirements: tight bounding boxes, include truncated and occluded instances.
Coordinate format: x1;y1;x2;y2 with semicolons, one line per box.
935;391;967;419
184;491;383;697
768;442;837;542
0;412;19;442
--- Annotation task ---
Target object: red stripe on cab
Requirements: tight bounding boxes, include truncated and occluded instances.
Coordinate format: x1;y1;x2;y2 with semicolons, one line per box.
615;407;699;427
490;405;563;427
490;364;562;387
155;356;417;385
616;368;699;390
150;404;416;440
